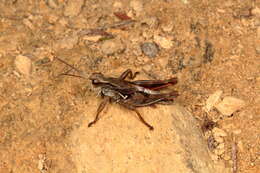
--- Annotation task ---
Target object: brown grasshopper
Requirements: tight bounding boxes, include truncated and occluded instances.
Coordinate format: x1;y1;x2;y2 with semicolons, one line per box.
88;69;178;130
55;57;178;130
89;69;178;95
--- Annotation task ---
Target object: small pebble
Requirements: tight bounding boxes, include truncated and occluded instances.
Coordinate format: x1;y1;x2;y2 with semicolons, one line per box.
101;39;125;56
232;129;242;135
46;0;60;9
64;0;85;17
256;44;260;54
204;90;223;112
83;35;102;42
181;0;189;4
215;96;246;116
142;16;159;28
213;127;227;137
132;44;143;56
251;7;260;17
15;55;32;77
255;18;260;26
130;0;143;14
222;154;231;161
47;14;59;24
113;1;123;10
162;22;174;32
38;154;45;171
141;42;159;58
237;141;244;152
154;35;173;49
56;35;79;50
23;18;34;30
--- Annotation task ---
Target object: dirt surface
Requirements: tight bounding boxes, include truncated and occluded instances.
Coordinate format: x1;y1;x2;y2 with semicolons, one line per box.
0;0;259;173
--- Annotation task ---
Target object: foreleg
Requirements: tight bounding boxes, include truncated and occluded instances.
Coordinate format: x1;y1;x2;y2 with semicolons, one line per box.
88;97;109;127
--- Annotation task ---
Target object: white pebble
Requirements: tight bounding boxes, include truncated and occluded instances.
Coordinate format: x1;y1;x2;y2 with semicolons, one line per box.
130;0;143;13
154;35;173;49
64;0;85;17
215;96;246;116
204;90;223;112
15;55;32;77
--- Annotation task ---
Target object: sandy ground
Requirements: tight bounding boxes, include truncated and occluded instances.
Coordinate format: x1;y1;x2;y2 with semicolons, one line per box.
0;0;259;173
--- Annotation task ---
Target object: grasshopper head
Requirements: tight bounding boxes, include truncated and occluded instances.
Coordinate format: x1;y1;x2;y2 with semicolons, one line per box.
89;73;108;85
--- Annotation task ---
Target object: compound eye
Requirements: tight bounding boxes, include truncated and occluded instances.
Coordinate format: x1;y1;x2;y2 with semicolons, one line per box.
92;79;99;84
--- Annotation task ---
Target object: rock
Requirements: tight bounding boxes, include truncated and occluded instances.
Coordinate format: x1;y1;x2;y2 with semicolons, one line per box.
237;141;244;152
181;0;189;4
232;129;242;135
162;22;174;32
113;1;123;10
215;97;246;116
142;16;159;28
46;0;60;9
37;154;46;171
71;104;225;173
83;35;102;42
222;154;231;161
56;35;79;50
142;31;153;39
255;18;260;26
154;35;173;49
130;0;143;14
213;127;227;137
132;44;143;56
101;39;125;55
141;42;159;58
64;0;85;17
15;55;32;77
251;7;260;17
204;90;223;112
47;14;59;24
23;18;35;30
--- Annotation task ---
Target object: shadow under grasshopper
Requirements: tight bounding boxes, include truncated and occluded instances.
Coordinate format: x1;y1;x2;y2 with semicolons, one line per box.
55;57;178;130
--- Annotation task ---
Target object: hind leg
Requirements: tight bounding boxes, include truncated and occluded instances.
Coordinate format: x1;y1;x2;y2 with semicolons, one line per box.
119;69;139;80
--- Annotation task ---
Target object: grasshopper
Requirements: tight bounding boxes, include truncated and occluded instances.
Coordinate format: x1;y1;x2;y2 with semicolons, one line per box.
55;57;178;130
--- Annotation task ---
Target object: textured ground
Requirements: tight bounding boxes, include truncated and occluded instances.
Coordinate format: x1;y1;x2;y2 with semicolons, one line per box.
0;0;259;173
